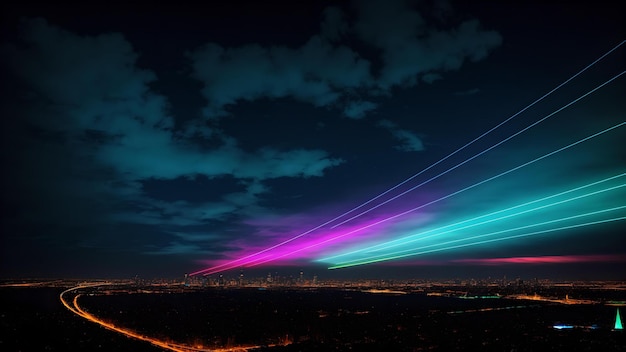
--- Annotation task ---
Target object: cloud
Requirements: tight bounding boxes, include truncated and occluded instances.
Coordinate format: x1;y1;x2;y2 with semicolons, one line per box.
343;101;378;119
190;37;372;117
422;73;443;84
5;18;342;177
354;0;502;89
378;119;425;152
144;242;214;255
321;6;349;42
3;18;166;134
455;88;481;96
190;0;501;118
2;18;344;257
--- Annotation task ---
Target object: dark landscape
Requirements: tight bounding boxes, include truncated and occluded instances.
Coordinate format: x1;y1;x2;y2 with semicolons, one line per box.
1;280;624;351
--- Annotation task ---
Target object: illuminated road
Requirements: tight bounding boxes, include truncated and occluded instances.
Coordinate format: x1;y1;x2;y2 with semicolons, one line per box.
60;283;288;352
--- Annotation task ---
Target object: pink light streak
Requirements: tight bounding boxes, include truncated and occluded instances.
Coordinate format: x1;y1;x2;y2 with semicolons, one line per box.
191;201;434;275
452;254;626;265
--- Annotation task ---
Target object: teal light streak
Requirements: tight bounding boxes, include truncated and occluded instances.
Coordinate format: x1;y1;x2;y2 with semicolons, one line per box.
318;176;626;262
252;175;625;268
191;43;625;275
336;205;626;264
330;71;626;230
252;122;625;269
329;214;626;269
310;122;626;261
326;41;626;228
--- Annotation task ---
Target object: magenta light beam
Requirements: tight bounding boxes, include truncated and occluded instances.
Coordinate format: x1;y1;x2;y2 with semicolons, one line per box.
245;122;626;268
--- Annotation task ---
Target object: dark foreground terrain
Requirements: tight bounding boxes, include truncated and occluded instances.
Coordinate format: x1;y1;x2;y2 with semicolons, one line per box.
0;286;163;351
1;285;624;351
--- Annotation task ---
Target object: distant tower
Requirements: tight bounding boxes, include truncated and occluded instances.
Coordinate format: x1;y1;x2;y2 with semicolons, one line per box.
615;308;623;330
299;270;304;285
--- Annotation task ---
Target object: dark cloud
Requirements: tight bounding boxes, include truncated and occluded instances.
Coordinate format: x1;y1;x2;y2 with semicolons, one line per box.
378;119;425;152
1;6;497;270
358;10;502;89
1;18;344;262
190;38;372;118
189;0;501;119
343;100;377;119
454;88;481;96
320;6;348;42
144;242;214;256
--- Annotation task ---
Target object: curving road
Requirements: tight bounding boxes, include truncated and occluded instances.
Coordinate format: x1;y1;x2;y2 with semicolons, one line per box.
59;283;278;352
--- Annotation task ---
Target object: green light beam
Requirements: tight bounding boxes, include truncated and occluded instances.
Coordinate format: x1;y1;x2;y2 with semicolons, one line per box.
310;122;626;264
328;215;626;269
329;206;626;268
318;177;626;262
257;122;625;269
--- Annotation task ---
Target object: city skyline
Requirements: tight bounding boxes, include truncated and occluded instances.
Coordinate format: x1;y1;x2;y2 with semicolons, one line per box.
1;0;625;279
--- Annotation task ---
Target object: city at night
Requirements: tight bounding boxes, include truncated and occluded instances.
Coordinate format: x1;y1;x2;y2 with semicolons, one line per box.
1;1;624;351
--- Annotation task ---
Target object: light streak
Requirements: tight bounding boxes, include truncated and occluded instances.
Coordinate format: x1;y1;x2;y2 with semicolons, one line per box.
189;42;625;275
245;122;625;268
60;284;188;352
336;205;626;263
330;70;626;229
328;210;626;269
328;40;625;228
452;254;626;265
319;176;626;261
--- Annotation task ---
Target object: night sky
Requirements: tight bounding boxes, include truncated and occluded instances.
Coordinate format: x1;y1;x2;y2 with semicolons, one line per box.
1;1;624;280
